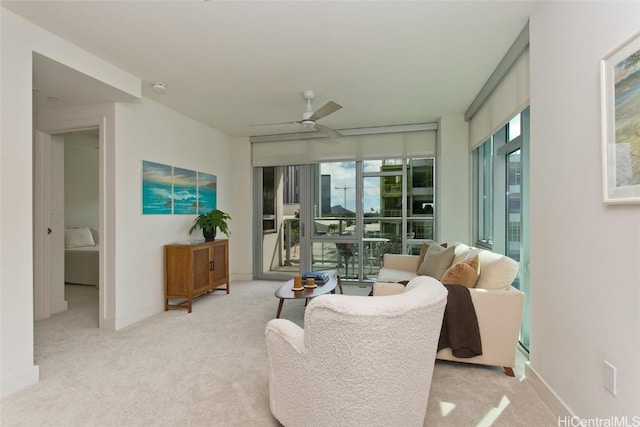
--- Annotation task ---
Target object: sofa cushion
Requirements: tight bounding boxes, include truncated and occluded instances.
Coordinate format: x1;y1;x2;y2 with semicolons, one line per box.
475;250;519;290
452;243;471;264
452;243;482;265
417;244;455;280
65;228;95;249
377;268;419;283
441;255;480;288
416;240;447;269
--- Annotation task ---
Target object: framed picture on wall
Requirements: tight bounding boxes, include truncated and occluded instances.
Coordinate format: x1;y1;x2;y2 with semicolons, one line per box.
142;161;173;214
601;31;640;204
173;167;198;214
197;172;217;213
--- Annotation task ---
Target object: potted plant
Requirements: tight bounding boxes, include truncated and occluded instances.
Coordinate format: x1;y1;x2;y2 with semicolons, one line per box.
189;209;231;241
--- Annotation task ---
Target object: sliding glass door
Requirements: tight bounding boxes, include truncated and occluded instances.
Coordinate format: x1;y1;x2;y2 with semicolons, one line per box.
309;161;358;278
254;157;436;282
255;165;304;280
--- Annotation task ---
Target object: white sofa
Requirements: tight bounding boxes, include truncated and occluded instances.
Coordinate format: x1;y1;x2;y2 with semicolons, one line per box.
266;276;447;427
373;243;524;376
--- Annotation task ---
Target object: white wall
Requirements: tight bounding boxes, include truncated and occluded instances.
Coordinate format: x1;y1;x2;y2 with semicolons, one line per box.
230;137;254;281
39;99;239;331
0;8;40;399
529;1;640;418
0;8;139;397
438;115;471;243
112;99;234;328
64;132;99;228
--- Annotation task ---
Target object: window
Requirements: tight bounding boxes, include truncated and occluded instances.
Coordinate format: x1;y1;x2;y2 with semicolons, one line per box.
262;167;276;233
473;108;530;353
407;158;435;241
475;138;493;246
508;114;521;141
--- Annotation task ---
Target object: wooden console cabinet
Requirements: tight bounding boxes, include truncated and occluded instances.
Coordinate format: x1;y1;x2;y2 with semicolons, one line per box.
164;239;229;313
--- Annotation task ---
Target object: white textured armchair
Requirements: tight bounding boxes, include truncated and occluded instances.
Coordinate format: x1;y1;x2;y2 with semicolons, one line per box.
265;276;447;427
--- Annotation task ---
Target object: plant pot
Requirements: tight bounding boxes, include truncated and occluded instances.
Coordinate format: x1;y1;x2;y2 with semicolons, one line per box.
203;230;216;242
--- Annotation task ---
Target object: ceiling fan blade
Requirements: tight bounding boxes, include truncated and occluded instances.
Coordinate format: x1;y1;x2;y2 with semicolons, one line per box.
250;120;299;127
314;123;342;139
309;101;342;121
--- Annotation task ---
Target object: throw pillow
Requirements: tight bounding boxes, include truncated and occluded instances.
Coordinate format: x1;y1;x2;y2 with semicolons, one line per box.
90;228;99;245
474;250;519;290
417;241;448;272
417;244;455;280
64;228;95;249
441;255;480;288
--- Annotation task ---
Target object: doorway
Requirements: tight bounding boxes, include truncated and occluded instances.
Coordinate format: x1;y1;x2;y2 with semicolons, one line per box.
62;129;100;324
34;119;108;330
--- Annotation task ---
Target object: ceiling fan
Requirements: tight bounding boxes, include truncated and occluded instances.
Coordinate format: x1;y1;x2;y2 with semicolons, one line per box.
252;90;343;138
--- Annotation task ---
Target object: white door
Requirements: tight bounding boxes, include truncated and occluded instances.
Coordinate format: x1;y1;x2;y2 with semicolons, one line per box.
33;132;68;321
33;131;52;320
49;135;67;314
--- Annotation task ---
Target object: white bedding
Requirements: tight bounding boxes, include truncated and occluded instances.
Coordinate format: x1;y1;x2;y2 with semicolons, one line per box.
65;245;99;286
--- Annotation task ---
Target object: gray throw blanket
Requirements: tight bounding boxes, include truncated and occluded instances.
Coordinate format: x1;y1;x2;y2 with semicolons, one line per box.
393;281;482;358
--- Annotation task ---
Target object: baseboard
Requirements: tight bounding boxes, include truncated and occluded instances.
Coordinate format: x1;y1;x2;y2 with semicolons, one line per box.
51;299;68;314
1;365;39;399
114;301;164;331
231;273;253;282
525;362;574;418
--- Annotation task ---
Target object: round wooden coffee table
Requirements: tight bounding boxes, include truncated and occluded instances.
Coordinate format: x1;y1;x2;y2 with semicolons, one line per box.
274;270;342;318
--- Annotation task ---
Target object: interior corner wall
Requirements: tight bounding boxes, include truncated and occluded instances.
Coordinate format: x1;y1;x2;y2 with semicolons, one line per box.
230;136;254;281
0;8;138;398
437;115;470;244
0;8;40;399
113;98;233;329
529;1;640;418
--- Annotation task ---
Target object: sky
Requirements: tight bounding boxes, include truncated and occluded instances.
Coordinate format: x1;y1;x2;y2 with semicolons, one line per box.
320;162;380;213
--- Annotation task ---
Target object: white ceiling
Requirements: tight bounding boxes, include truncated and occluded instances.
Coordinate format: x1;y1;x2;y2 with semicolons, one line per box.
3;1;536;138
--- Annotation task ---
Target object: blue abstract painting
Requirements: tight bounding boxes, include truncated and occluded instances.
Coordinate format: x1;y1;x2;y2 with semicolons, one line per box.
173;167;198;214
197;172;217;213
142;161;172;214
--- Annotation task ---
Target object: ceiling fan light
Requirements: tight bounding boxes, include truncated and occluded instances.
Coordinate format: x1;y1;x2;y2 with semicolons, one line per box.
301;120;315;128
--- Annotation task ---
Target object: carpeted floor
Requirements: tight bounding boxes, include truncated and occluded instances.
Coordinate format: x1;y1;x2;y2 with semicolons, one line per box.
0;281;557;426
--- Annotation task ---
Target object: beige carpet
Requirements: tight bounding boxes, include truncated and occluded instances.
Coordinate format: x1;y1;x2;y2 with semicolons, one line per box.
0;281;556;426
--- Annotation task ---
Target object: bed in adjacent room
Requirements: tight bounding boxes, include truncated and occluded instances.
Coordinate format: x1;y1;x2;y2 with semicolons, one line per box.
64;227;99;286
